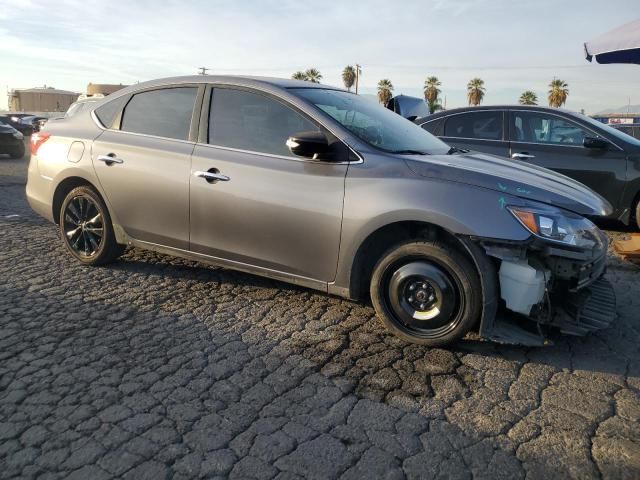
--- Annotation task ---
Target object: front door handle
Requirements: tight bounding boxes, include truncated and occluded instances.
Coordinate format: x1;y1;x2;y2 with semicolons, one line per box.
511;153;535;160
97;154;124;165
194;170;230;183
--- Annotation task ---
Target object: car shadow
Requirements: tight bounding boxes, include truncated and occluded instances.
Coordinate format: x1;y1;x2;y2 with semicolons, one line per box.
105;247;637;379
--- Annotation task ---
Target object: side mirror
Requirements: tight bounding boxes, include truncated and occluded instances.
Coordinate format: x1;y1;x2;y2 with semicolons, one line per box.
286;131;329;159
583;136;609;149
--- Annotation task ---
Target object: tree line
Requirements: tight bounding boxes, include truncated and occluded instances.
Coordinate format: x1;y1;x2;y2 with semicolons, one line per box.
292;67;570;112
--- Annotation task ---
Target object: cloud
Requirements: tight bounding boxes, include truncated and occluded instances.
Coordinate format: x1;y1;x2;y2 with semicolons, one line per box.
1;0;639;113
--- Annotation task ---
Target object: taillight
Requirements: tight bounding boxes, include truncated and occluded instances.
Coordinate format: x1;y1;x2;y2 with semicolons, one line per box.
31;132;51;155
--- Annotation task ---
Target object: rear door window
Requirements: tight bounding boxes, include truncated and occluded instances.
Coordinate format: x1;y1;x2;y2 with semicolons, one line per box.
444;111;503;140
120;87;198;140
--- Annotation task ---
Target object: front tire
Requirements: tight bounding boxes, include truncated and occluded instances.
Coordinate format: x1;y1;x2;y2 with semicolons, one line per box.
59;186;124;265
370;241;482;346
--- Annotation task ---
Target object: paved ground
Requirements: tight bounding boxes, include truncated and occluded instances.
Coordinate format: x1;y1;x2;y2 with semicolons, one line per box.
1;148;639;479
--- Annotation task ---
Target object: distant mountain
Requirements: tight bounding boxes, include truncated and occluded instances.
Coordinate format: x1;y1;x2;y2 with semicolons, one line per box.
594;105;640;115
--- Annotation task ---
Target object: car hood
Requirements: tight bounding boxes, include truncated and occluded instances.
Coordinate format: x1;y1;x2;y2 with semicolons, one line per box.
404;151;612;217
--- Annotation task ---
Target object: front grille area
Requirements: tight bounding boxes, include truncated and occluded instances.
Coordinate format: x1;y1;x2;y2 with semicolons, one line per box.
551;277;617;336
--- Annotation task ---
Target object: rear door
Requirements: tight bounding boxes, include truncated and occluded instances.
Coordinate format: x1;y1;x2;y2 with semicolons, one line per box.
508;109;628;211
92;85;202;249
432;110;509;157
189;86;348;283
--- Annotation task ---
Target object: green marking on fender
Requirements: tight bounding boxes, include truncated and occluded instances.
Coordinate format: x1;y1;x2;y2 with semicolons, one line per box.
498;197;507;209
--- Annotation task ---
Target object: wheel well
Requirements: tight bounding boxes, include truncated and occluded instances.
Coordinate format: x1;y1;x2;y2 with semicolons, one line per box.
51;177;96;224
349;221;475;300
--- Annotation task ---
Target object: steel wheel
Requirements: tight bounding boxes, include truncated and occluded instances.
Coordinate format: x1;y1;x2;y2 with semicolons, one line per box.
370;241;482;346
384;260;463;339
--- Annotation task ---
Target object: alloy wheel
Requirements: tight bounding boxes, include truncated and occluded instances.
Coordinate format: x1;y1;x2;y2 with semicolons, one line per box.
62;195;104;258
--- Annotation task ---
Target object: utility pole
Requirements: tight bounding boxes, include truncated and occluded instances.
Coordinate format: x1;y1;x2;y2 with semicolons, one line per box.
198;67;210;75
355;64;362;94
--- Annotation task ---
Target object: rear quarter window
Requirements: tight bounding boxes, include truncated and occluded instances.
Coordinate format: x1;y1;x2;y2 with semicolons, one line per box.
94;95;130;128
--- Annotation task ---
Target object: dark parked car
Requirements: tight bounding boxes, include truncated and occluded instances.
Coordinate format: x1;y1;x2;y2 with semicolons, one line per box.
417;106;640;228
0;115;33;136
26;76;616;347
0;120;25;158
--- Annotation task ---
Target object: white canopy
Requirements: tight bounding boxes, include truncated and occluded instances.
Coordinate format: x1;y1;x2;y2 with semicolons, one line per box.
585;19;640;64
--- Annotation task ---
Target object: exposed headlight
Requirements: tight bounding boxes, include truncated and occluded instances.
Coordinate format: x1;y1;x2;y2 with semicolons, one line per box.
12;131;23;140
508;206;601;248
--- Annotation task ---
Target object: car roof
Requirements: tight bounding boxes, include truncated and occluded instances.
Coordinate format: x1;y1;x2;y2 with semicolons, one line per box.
106;75;342;100
415;105;582;124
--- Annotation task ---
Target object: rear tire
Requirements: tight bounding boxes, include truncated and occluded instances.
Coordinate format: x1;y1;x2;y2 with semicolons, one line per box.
370;240;482;346
634;197;640;230
59;185;125;265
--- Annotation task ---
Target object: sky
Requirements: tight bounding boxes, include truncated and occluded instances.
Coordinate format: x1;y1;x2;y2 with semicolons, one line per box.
1;0;639;114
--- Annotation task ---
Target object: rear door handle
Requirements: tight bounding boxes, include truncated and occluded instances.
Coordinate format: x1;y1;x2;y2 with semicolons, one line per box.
511;153;535;160
97;154;124;165
194;170;230;183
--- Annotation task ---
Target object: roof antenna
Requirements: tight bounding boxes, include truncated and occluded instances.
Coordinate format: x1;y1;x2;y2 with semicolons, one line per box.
198;67;210;75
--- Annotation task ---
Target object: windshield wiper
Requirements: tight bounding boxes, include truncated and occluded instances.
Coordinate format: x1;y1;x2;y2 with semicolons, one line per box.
447;146;470;155
389;149;429;155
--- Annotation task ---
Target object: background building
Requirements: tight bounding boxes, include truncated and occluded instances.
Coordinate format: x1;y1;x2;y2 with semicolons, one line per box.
9;86;79;112
86;83;127;96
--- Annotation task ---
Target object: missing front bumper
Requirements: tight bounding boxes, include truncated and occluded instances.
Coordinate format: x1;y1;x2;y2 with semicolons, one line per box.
483;277;616;346
550;276;616;336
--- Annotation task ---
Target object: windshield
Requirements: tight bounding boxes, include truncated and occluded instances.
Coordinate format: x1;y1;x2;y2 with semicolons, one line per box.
291;88;450;155
576;112;640;147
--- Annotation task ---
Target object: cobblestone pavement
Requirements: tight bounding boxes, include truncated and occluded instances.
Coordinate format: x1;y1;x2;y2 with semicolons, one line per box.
1;151;639;479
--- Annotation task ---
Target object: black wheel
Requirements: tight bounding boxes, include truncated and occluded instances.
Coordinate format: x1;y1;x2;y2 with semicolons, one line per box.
370;241;482;346
59;186;124;265
634;197;640;230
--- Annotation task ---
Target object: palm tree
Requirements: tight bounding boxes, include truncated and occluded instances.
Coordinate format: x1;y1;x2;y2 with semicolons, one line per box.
467;78;486;106
519;90;538;105
292;71;307;81
304;68;322;83
342;66;356;92
548;79;569;107
377;79;394;105
423;76;442;114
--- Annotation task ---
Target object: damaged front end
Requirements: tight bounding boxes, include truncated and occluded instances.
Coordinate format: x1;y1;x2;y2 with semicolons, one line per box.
463;206;616;346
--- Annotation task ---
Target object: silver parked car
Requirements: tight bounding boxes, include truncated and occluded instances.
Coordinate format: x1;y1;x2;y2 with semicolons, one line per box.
26;76;615;346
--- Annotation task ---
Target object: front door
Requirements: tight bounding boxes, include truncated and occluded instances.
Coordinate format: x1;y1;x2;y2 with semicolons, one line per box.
508;109;628;211
189;87;348;283
92;86;199;249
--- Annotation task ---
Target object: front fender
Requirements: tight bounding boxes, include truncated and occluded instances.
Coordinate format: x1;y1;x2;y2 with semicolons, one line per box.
332;158;531;294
